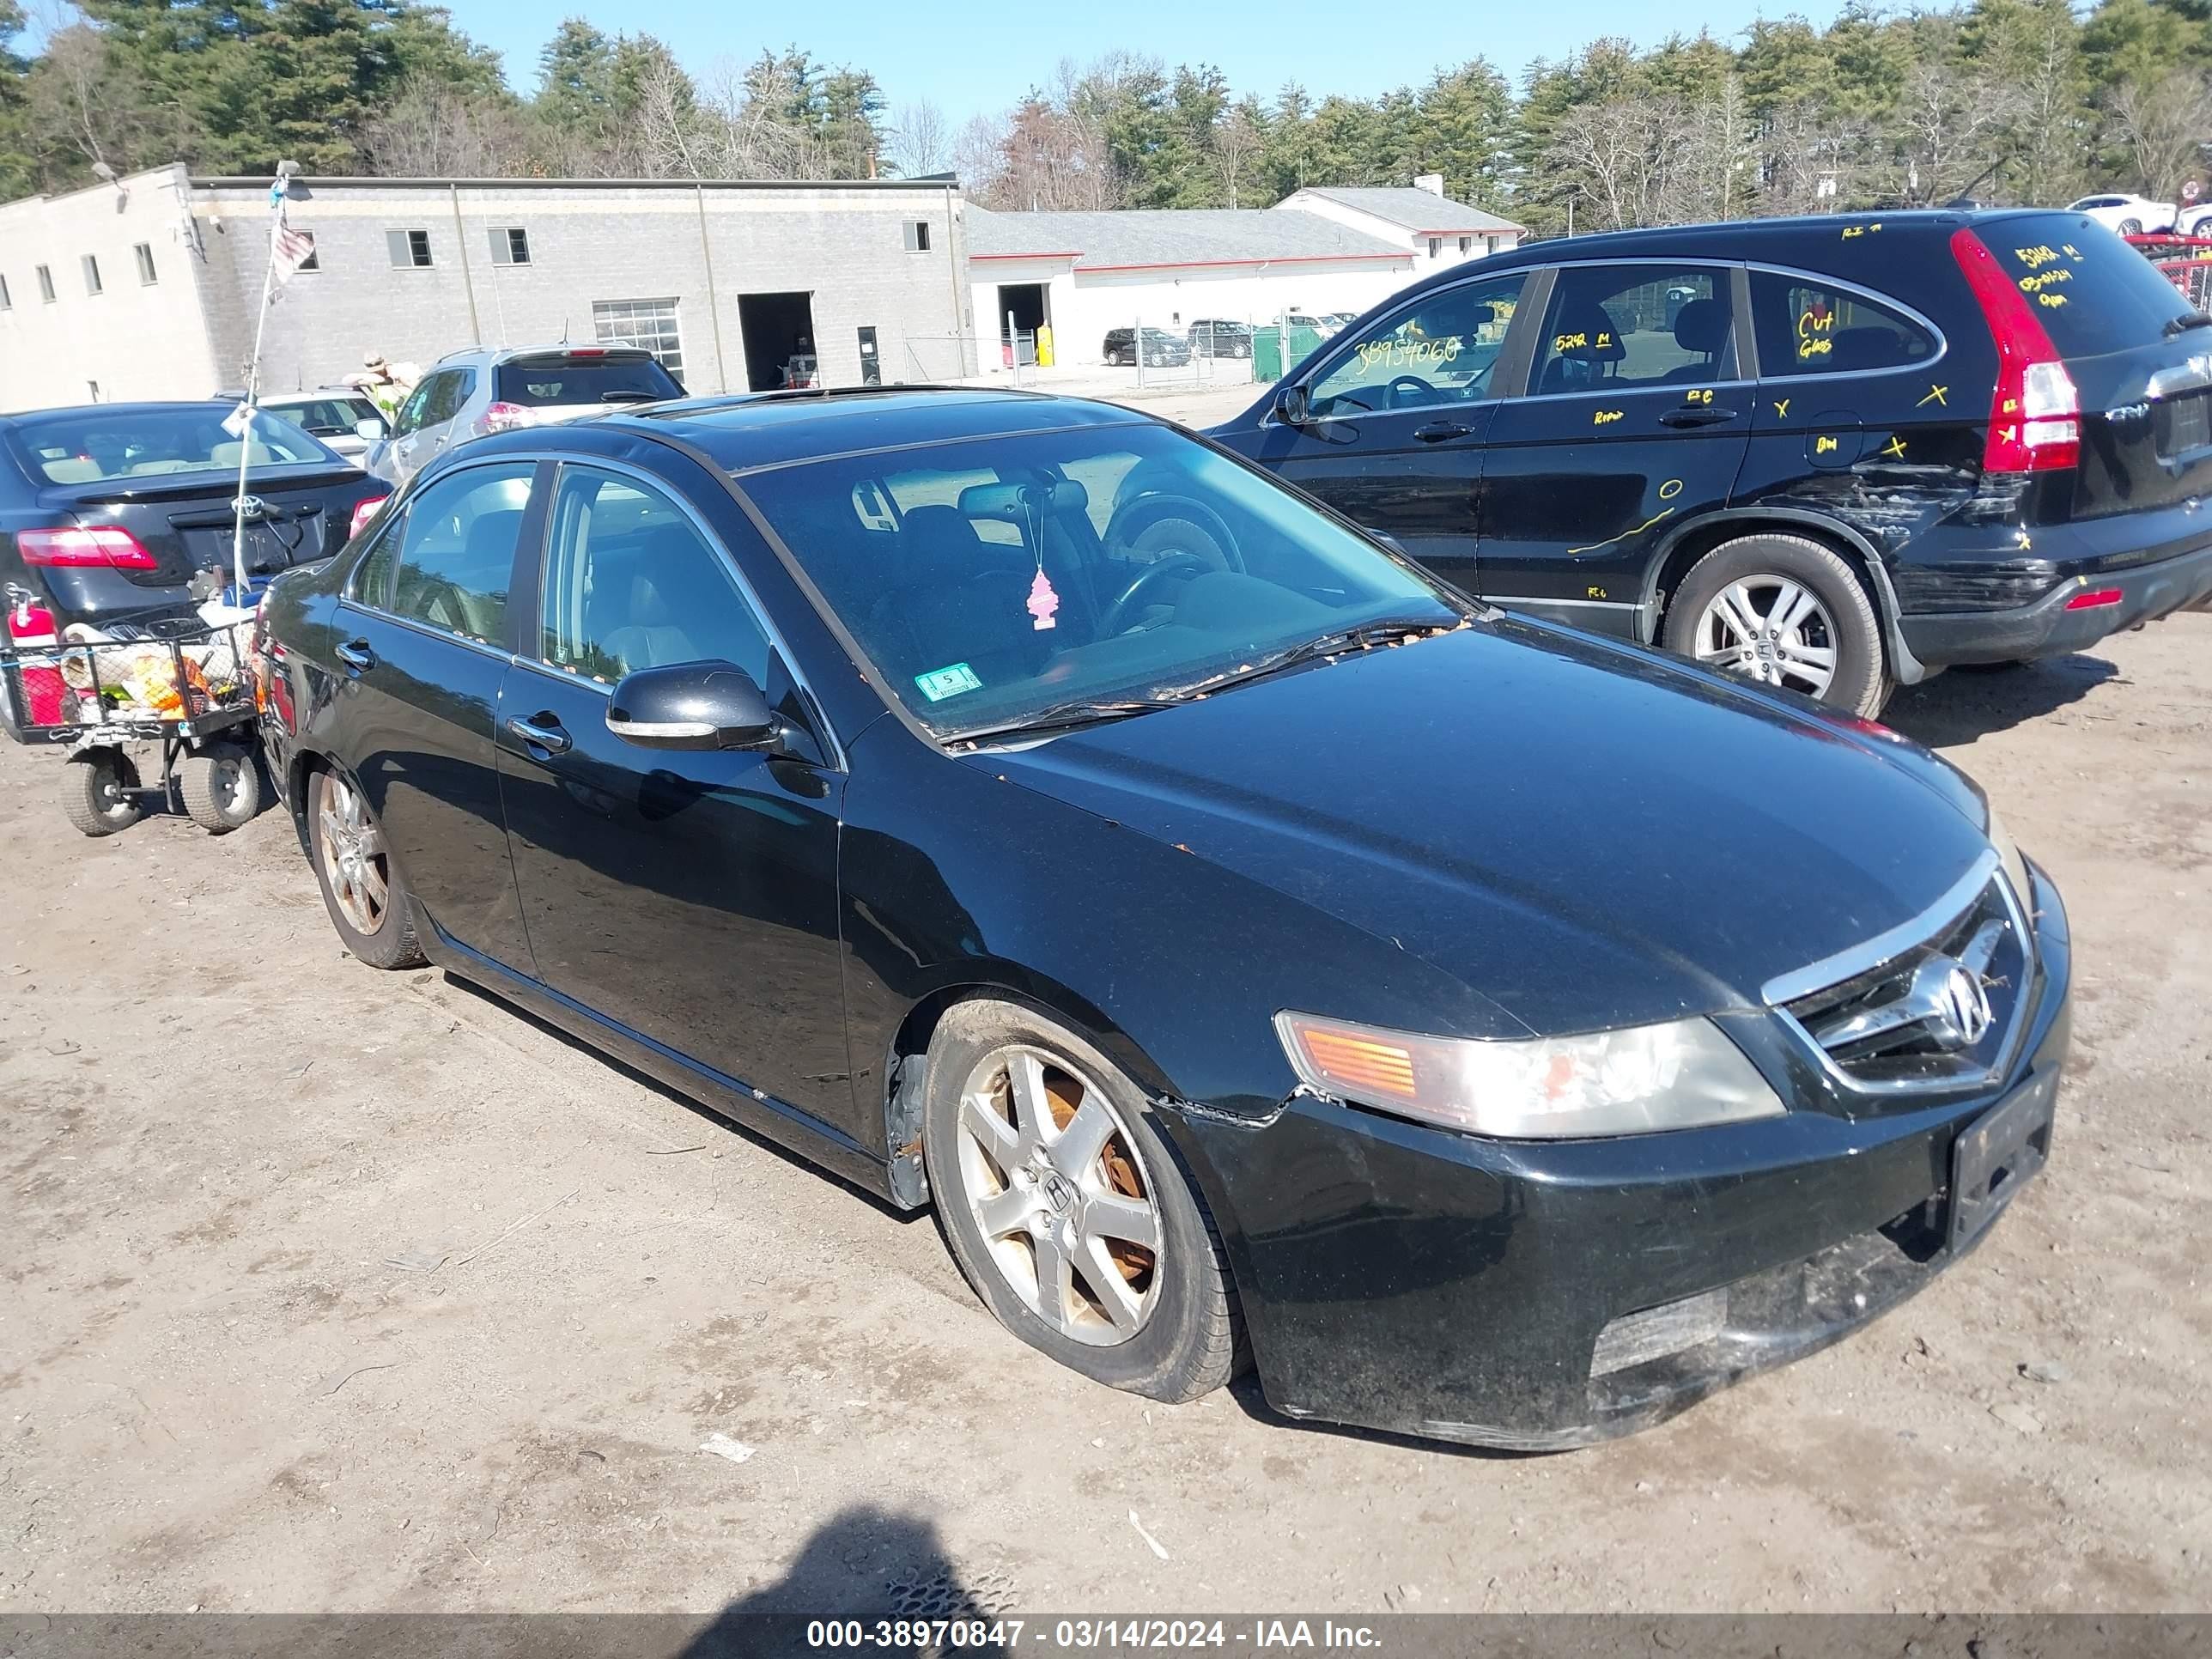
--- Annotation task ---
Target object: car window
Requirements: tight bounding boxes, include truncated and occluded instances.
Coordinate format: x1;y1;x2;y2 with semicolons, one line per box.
537;467;770;686
385;463;535;646
1531;265;1736;395
3;406;331;483
1307;270;1528;417
392;377;437;437
738;424;1458;738
1974;213;2195;358
1751;271;1939;378
494;356;679;409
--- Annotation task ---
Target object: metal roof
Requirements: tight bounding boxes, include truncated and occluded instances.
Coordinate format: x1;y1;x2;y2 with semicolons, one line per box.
1291;187;1526;235
965;206;1408;270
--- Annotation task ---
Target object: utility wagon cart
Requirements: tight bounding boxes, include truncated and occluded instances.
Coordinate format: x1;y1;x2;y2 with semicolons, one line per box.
2;615;263;837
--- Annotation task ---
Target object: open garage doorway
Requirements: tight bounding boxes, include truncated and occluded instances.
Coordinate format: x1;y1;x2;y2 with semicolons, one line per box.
997;283;1048;364
738;291;817;391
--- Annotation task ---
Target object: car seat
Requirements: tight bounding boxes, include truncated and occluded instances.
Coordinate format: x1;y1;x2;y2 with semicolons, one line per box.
1662;298;1732;380
866;504;1047;687
1538;306;1628;394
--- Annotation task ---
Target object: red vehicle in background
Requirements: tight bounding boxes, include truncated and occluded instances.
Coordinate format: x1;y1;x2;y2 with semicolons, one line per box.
2124;232;2212;311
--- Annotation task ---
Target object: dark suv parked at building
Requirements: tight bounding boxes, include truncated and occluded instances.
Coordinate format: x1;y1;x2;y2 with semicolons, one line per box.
1103;327;1192;368
1208;210;2212;714
1187;319;1254;359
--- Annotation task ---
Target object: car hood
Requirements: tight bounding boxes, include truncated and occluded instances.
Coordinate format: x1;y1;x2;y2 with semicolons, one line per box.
975;619;1993;1036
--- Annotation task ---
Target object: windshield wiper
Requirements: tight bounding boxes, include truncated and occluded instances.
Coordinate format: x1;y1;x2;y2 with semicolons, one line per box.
1175;616;1458;700
945;696;1183;747
2165;312;2212;337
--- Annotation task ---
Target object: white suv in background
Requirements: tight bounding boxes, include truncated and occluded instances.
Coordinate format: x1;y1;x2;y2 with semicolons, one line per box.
362;345;683;487
2067;193;2176;236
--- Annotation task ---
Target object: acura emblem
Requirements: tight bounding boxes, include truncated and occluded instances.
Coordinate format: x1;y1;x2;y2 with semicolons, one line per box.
1916;955;1995;1050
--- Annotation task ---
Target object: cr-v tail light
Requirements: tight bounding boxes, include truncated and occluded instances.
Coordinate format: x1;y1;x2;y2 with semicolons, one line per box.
1952;228;2081;473
476;401;537;435
17;526;160;569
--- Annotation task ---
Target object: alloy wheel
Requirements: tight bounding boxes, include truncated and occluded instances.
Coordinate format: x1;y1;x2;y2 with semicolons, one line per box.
319;774;391;935
1692;575;1840;700
952;1045;1163;1346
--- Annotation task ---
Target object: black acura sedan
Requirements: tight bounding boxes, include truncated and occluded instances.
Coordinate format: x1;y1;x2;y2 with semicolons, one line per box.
258;387;2069;1448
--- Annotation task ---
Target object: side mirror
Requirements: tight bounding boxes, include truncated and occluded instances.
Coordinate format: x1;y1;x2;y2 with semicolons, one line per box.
1274;383;1312;426
605;661;778;751
355;417;387;442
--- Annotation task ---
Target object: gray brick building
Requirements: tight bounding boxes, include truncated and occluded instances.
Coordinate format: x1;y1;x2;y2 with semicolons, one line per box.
0;164;979;412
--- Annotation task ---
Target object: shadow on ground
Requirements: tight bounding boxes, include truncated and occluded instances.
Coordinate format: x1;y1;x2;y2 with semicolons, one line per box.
678;1506;1015;1656
1882;653;2120;749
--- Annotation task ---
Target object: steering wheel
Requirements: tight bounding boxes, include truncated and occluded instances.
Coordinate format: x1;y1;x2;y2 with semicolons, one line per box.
1097;552;1215;637
1386;374;1438;409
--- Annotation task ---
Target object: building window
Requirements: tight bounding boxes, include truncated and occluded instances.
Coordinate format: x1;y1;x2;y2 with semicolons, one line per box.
36;264;55;303
1486;235;1501;255
1458;236;1472;254
592;297;683;378
489;227;531;266
386;228;434;269
82;254;103;295
1427;237;1441;258
135;242;158;284
903;220;932;252
0;273;10;311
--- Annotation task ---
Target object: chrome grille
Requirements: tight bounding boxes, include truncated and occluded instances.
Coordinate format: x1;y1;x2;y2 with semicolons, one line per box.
1775;868;2033;1095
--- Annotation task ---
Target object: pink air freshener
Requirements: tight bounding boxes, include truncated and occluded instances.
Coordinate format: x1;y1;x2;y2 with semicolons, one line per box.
1027;568;1060;630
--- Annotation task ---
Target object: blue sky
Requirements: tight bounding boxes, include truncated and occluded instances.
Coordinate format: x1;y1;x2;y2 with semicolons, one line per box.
445;0;1850;117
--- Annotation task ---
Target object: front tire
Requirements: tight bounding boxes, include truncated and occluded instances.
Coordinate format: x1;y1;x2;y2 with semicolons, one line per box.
921;1000;1238;1403
1663;532;1891;716
2119;217;2144;235
308;766;425;969
62;749;142;837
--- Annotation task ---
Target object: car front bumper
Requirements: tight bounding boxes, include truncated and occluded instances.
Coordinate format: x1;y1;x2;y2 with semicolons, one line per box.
1899;531;2212;668
1177;863;2072;1449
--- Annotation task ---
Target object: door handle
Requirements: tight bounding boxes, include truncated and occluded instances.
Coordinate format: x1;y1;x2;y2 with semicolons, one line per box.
506;714;572;756
334;638;375;673
1659;407;1741;428
1414;421;1474;443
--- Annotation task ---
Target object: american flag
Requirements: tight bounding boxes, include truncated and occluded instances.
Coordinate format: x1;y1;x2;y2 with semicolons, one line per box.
268;218;316;302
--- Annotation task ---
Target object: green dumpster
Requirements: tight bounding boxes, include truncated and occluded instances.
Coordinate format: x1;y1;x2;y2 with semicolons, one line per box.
1252;325;1328;383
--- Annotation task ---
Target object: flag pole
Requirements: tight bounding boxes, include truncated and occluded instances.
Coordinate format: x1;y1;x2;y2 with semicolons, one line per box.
231;165;294;604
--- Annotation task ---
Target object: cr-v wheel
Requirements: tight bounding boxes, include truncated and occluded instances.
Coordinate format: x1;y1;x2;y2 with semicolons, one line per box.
1663;532;1890;717
921;1000;1238;1402
309;767;427;969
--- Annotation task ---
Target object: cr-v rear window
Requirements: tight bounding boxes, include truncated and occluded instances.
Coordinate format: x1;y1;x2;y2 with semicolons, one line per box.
1751;270;1938;377
493;356;681;408
1972;214;2194;357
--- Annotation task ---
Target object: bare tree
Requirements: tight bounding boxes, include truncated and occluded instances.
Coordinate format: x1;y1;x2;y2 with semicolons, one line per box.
1212;100;1264;208
1887;60;2014;206
2111;70;2212;202
1548;95;1707;229
952;112;1008;199
635;52;704;179
888;99;950;177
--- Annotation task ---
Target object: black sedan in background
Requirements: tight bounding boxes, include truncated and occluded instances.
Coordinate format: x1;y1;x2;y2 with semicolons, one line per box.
0;402;387;629
258;387;2069;1448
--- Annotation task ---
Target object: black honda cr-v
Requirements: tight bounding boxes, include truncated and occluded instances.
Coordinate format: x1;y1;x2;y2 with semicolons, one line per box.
1206;210;2212;714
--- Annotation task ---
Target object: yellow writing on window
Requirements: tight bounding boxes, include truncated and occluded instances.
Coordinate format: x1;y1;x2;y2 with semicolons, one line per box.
1354;336;1465;374
2014;244;2062;270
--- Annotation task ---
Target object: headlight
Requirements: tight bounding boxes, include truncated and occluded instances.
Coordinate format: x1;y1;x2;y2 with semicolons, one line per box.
1274;1012;1784;1139
1984;803;2033;908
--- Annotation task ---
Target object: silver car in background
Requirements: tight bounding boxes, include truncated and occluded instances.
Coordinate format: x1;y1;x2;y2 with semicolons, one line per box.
361;345;683;487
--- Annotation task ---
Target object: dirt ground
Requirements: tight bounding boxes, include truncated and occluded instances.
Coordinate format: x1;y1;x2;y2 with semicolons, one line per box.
3;601;2208;1618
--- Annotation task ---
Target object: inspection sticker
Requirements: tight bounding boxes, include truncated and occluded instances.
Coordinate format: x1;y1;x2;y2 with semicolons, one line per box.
915;662;983;702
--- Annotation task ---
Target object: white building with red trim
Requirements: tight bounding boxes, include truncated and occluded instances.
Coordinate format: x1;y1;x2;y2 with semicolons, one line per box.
964;178;1524;368
1277;178;1525;273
